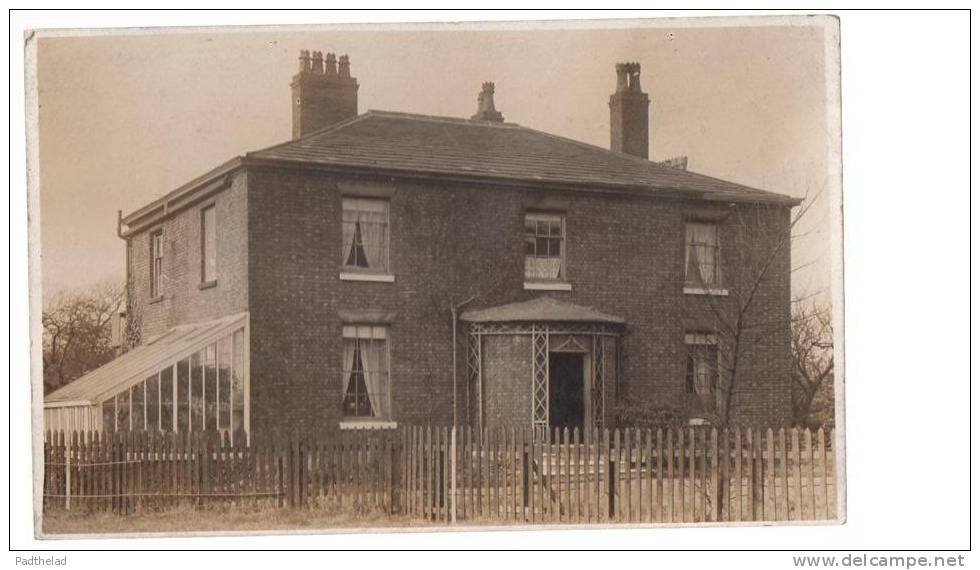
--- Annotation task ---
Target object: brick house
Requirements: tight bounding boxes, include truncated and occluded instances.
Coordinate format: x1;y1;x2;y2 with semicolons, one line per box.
44;51;799;437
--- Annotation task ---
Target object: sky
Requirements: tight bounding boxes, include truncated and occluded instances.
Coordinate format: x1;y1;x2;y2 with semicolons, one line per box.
35;19;833;305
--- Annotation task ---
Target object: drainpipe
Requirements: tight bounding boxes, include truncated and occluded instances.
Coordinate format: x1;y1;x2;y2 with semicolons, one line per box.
451;295;477;428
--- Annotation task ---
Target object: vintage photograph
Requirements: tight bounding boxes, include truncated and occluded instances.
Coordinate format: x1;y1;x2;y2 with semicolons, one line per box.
30;16;842;536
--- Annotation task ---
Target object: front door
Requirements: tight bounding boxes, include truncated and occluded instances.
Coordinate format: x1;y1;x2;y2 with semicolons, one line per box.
549;352;585;429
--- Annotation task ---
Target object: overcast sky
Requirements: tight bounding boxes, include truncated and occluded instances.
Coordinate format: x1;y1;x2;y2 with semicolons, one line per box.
35;19;832;305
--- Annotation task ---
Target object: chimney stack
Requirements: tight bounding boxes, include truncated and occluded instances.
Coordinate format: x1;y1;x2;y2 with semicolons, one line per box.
470;82;504;123
609;62;650;159
291;50;359;139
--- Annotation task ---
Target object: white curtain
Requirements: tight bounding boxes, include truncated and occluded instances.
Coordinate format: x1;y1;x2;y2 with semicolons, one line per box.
362;340;388;418
359;211;387;270
342;338;357;398
341;220;356;266
685;223;718;285
694;358;713;396
525;257;561;280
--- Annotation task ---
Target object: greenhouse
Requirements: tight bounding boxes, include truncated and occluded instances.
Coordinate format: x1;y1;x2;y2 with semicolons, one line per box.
43;312;249;437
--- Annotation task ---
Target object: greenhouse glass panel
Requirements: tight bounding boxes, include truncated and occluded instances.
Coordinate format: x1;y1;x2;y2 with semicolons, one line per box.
218;336;231;430
102;397;115;431
131;382;145;431
177;357;190;432
117;389;130;431
146;373;159;431
191;351;204;430
204;344;217;430
160;366;174;432
232;329;245;432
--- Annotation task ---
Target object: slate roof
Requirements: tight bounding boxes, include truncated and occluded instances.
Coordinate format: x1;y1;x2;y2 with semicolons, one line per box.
44;313;248;406
460;297;625;324
248;111;799;205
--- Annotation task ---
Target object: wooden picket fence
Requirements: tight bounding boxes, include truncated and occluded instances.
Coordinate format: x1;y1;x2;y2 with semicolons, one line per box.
43;425;837;524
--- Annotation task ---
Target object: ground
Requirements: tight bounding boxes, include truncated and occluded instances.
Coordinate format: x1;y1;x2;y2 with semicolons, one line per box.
42;504;428;535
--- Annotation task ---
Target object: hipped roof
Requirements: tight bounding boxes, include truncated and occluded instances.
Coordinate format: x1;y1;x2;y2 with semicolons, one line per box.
248;111;800;205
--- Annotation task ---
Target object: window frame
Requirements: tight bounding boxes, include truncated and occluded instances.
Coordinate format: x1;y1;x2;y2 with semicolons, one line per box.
200;204;217;286
340;324;392;424
340;197;392;279
684;332;721;397
684;221;722;287
523;211;567;285
149;229;164;300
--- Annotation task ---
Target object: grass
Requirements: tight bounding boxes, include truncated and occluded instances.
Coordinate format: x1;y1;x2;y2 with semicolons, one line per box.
42;503;428;535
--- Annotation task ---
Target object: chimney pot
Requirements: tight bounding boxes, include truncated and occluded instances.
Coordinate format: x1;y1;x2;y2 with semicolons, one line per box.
338;54;351;78
311;51;324;74
325;52;337;76
299;49;312;73
470;81;504;123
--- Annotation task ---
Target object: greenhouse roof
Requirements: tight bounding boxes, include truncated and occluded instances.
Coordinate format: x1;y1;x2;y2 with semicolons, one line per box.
44;312;248;407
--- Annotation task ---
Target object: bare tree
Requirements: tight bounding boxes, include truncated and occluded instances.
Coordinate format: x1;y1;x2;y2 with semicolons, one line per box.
41;280;126;394
683;198;814;428
678;196;817;521
790;297;834;428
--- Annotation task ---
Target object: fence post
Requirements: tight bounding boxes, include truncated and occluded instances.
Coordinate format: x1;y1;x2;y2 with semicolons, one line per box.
64;433;71;511
450;426;457;523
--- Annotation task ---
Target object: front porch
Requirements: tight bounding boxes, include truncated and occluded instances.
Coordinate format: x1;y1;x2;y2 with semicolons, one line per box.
461;297;625;432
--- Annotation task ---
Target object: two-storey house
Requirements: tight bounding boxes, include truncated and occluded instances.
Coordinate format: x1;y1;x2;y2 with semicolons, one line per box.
44;51;800;438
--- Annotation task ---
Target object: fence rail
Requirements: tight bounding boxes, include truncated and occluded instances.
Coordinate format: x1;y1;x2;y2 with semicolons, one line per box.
43;425;837;524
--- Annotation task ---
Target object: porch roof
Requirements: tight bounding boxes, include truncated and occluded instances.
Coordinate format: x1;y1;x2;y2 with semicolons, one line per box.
44;312;248;406
460;297;625;324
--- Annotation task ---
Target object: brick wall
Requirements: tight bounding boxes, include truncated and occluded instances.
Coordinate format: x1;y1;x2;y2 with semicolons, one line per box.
244;164;793;434
127;172;249;341
481;335;532;428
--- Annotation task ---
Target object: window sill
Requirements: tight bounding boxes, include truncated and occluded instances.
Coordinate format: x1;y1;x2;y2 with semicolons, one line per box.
340;420;398;430
524;281;572;291
148;295;164;305
683;286;729;296
198;280;217;290
340;272;395;283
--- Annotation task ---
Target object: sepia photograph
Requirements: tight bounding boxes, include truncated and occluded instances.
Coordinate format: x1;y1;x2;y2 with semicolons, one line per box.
28;14;845;538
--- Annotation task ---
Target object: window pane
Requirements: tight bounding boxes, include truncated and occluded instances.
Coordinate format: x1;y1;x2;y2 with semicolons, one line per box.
232;329;245;433
342;199;389;272
536;237;549;256
160;366;174;432
191;352;203;431
549;237;562;257
218;335;232;430
102;398;116;431
177;358;190;432
342;336;389;419
204;344;217;430
116;389;130;431
146;373;159;431
202;206;217;282
151;231;164;297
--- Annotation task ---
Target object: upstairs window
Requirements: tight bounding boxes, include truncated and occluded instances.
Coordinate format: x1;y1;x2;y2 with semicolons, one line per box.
342;198;390;273
685;222;721;288
685;332;719;397
341;325;390;420
201;205;217;283
150;230;164;298
524;213;565;281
